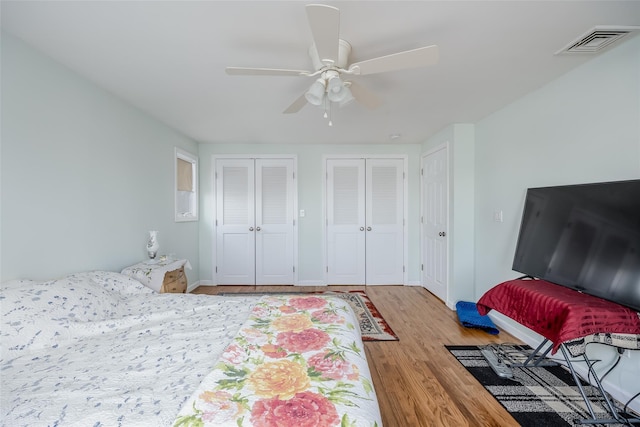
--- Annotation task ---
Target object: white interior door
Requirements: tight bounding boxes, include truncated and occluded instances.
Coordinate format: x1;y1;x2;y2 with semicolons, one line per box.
326;158;404;285
216;159;255;285
366;159;404;285
422;147;448;301
255;159;295;285
326;159;366;285
216;158;295;285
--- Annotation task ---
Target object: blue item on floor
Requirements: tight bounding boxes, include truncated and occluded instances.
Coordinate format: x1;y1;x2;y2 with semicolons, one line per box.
455;301;500;335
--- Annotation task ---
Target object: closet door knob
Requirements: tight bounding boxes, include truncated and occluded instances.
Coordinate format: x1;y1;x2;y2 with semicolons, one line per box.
256;226;261;231
249;227;254;231
360;227;365;231
367;227;372;231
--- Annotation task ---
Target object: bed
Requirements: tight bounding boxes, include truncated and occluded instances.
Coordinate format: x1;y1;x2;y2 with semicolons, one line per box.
1;271;382;427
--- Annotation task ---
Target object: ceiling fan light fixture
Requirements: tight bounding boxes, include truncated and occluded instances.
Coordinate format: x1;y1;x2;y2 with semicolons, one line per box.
305;78;326;106
328;85;350;103
338;87;354;107
326;71;349;103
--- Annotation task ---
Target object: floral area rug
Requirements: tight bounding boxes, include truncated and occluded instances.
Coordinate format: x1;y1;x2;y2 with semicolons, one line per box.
446;345;634;427
331;291;398;341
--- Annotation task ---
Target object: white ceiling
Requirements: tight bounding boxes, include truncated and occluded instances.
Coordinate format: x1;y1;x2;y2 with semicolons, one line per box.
2;1;639;145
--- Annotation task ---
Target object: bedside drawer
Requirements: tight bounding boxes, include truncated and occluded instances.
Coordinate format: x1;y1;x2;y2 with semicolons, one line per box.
160;266;187;293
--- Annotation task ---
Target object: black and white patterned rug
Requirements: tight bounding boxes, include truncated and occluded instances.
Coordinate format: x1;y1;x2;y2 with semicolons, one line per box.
446;345;632;427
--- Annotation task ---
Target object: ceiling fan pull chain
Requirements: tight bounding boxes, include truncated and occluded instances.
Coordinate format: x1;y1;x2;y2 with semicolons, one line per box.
323;95;328;119
328;101;333;126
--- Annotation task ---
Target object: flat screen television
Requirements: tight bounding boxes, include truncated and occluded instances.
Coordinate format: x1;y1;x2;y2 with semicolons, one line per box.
512;179;640;312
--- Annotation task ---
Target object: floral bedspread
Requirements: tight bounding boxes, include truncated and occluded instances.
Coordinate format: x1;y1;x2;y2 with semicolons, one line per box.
173;294;383;427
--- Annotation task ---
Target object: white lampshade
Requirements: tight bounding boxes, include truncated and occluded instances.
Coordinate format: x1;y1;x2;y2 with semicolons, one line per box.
326;73;349;103
305;79;326;106
338;87;354;107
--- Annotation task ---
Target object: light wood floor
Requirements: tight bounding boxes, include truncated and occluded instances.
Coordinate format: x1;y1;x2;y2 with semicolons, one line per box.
192;284;522;427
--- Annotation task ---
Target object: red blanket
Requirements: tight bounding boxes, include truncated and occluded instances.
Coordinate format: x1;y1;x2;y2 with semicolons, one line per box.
477;279;640;353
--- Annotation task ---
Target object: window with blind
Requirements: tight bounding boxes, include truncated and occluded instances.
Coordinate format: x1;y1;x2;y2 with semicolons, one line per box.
175;147;198;222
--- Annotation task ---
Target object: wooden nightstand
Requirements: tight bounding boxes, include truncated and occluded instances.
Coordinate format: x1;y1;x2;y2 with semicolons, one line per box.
160;266;187;293
121;259;191;293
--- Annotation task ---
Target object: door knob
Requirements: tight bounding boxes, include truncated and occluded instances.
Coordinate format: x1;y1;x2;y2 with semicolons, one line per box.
360;227;365;231
367;227;372;231
249;227;254;231
256;226;261;231
439;231;446;237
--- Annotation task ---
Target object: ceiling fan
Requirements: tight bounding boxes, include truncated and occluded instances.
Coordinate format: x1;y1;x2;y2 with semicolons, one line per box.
226;4;439;123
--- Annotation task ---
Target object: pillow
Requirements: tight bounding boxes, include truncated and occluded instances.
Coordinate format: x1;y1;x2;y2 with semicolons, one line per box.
84;271;154;295
1;273;129;354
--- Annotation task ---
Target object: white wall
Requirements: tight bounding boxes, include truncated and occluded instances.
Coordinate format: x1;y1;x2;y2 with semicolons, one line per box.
197;143;423;285
474;36;640;410
1;34;200;282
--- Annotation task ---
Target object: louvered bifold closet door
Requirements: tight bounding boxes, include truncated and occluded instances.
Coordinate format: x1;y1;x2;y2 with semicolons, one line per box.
366;158;404;285
255;159;294;285
326;159;366;285
216;159;256;285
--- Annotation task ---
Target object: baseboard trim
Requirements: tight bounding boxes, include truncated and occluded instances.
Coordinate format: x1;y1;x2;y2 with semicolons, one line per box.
187;282;200;292
190;280;329;288
296;280;326;286
488;311;542;345
191;280;422;288
188;279;214;292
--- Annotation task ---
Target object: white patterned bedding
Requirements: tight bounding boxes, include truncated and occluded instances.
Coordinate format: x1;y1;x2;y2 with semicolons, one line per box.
1;271;260;427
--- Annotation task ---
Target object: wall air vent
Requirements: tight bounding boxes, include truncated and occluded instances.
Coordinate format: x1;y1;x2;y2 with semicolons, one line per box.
556;26;640;55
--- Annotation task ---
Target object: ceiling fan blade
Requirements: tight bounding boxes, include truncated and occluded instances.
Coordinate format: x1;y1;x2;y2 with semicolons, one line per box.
348;81;382;110
283;93;308;114
226;67;311;77
348;45;439;76
306;4;340;65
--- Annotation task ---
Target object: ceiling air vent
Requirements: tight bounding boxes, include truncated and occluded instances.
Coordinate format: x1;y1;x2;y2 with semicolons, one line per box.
556;26;640;55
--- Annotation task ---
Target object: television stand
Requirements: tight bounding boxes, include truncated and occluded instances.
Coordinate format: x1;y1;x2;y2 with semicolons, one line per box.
477;279;640;425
